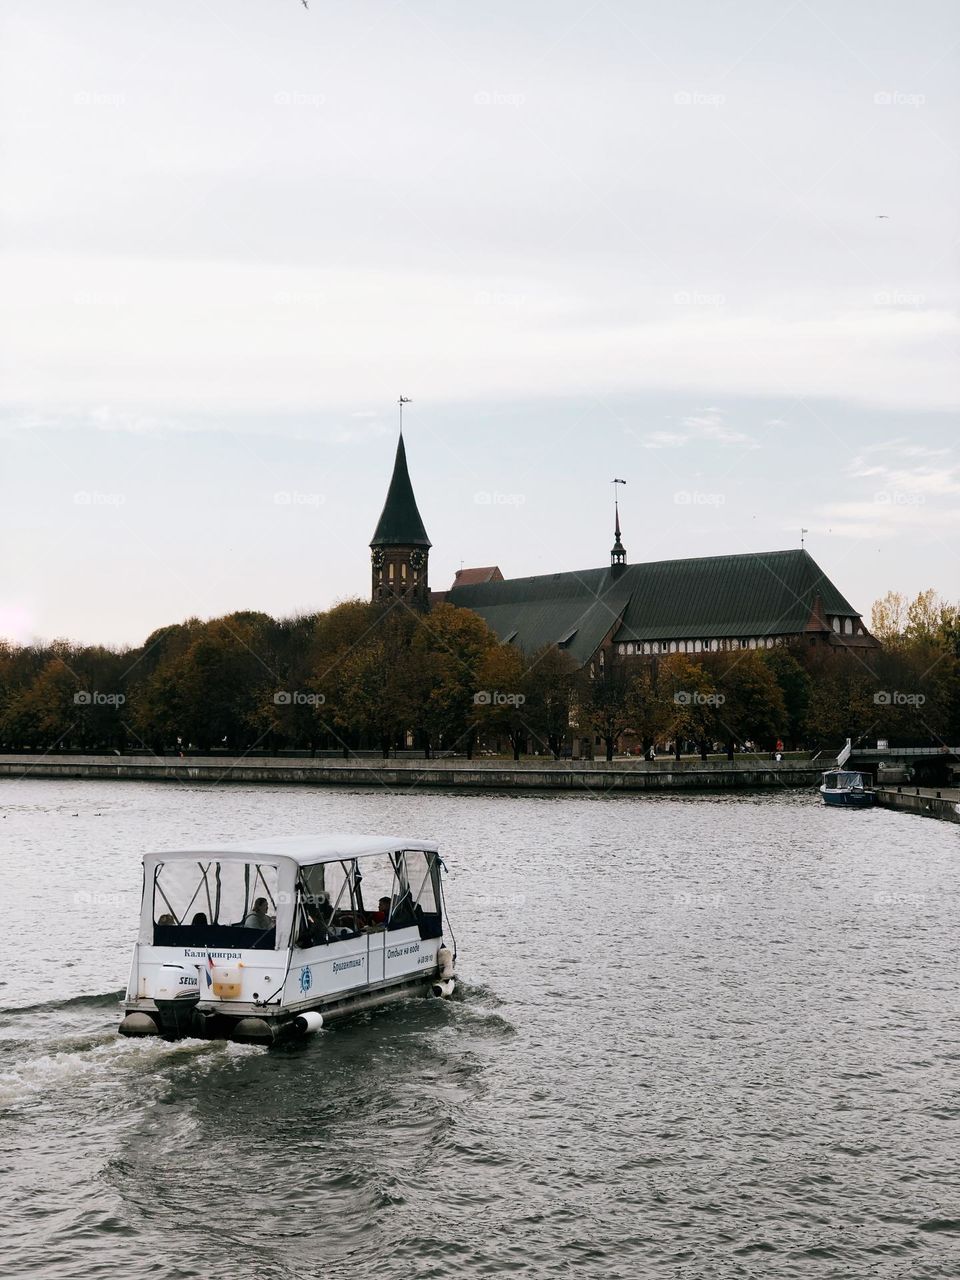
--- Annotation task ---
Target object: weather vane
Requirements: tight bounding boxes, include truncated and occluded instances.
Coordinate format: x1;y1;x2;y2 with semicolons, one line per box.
801;527;808;548
612;477;626;515
398;395;411;434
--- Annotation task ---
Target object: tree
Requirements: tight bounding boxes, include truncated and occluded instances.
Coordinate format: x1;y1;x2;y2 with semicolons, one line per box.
522;645;577;758
577;654;634;761
709;651;787;757
761;647;811;748
475;644;528;758
656;655;721;759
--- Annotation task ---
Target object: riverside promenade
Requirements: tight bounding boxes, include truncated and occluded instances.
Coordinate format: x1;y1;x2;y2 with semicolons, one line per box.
0;753;822;793
874;785;960;825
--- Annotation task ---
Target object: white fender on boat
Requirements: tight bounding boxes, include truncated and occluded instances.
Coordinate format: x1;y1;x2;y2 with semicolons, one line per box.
437;947;455;980
431;977;456;998
294;1010;324;1035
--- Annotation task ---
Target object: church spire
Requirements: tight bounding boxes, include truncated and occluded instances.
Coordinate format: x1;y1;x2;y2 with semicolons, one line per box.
610;478;627;573
370;433;431;548
370;406;431;608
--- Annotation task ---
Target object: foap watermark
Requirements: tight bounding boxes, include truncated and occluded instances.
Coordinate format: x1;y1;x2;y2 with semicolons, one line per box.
874;690;925;707
474;289;528;308
74;290;126;308
674;90;725;107
872;891;925;908
474;490;525;506
273;290;324;308
74;889;128;908
475;893;527;909
874;289;926;308
674;690;725;707
274;90;326;107
874;90;925;108
274;490;324;507
474;690;525;707
674;490;725;507
74;690;125;707
673;891;726;909
74;491;126;507
473;90;526;107
874;490;925;507
274;690;326;707
673;290;726;307
74;90;125;108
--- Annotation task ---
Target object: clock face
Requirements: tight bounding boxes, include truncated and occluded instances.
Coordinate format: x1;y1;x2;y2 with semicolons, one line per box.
409;549;425;569
371;549;384;568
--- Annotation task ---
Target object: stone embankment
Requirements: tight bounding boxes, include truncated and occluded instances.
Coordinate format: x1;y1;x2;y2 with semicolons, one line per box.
0;753;822;792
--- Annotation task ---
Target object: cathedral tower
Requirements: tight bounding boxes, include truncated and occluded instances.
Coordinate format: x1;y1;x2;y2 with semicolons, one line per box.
370;432;431;608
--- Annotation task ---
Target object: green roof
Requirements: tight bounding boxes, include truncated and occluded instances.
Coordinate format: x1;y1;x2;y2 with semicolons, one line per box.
370;435;431;548
447;549;861;662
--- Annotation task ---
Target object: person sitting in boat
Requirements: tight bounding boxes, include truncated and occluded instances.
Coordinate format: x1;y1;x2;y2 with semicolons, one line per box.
191;912;207;926
372;896;391;925
243;897;274;930
157;913;176;926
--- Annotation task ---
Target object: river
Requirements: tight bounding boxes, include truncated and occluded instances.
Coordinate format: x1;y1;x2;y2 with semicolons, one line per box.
0;779;957;1279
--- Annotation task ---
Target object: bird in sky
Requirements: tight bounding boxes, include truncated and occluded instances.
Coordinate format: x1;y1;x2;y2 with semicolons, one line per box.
876;214;890;219
301;0;308;9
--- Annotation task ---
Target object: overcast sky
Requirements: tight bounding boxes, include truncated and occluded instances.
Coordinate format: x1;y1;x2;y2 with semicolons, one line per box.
1;0;957;646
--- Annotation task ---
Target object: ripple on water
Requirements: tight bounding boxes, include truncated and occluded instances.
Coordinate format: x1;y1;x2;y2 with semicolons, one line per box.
1;780;958;1280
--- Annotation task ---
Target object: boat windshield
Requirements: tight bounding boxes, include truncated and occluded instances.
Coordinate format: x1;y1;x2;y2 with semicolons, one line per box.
295;850;442;947
151;860;280;949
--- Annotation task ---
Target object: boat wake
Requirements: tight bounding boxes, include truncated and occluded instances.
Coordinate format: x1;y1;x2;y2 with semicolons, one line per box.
0;988;124;1021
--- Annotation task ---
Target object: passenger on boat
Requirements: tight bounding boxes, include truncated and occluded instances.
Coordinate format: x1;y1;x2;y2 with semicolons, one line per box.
243;897;274;930
157;913;176;926
299;893;332;946
191;912;208;926
372;896;391;924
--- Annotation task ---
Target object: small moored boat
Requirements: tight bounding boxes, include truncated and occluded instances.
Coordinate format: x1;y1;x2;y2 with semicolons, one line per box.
819;769;875;808
118;834;457;1045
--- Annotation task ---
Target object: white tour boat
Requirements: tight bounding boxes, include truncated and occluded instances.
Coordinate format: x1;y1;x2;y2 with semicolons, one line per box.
118;834;457;1045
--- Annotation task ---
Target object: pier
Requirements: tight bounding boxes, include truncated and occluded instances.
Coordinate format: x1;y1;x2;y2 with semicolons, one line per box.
874;786;960;825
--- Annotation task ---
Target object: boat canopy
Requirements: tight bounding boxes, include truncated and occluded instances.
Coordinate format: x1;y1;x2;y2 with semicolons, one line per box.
138;835;440;949
144;834;439;868
821;770;867;787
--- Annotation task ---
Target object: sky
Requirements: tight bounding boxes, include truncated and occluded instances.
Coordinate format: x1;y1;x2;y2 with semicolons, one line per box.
1;0;957;647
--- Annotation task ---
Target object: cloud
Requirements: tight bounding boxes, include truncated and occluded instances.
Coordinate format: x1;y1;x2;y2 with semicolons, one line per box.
636;407;756;450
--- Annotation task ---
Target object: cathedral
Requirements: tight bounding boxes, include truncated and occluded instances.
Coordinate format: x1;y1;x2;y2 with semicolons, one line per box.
369;432;877;667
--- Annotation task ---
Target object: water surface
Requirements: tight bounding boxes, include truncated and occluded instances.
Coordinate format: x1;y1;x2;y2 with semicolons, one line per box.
1;779;957;1278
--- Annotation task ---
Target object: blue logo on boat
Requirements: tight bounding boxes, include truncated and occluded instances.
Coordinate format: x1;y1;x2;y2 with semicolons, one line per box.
299;966;312;994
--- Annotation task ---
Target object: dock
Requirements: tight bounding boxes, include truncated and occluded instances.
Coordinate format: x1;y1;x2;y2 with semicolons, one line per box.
874;786;960;825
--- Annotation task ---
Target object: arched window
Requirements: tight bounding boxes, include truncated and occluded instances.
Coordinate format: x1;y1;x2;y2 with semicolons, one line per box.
643;642;651;655
844;618;853;635
694;640;702;653
669;641;677;653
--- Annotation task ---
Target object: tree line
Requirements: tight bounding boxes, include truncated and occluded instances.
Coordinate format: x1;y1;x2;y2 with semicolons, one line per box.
0;589;956;759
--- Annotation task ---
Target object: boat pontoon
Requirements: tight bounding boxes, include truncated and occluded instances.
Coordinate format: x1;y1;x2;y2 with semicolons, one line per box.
118;834;457;1045
819;769;875;808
